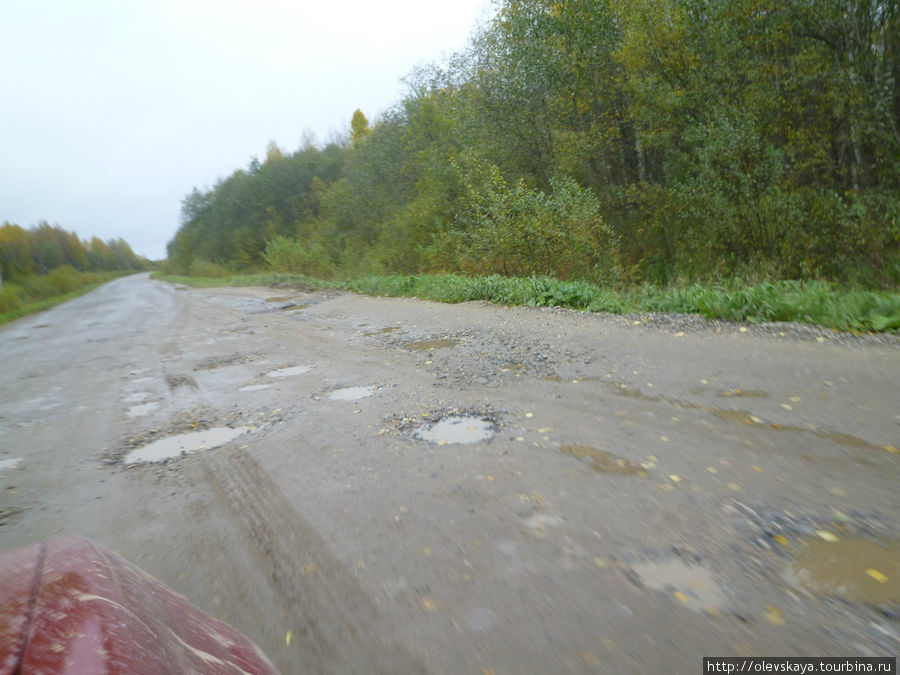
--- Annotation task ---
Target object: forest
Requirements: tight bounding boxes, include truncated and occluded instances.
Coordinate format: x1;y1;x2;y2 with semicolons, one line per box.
0;221;146;317
167;0;900;289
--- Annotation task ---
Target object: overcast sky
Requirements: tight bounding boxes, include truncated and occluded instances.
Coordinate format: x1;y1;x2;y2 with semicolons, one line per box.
1;0;492;260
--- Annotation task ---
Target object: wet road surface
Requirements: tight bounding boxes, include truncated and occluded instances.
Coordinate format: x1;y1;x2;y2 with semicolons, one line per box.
1;273;898;673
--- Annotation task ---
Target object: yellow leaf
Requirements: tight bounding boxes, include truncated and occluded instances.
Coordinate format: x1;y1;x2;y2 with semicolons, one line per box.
525;412;534;418
884;445;898;454
752;465;762;472
866;569;888;584
706;466;718;474
763;604;785;625
816;530;839;542
286;630;293;646
773;534;791;547
728;483;741;491
673;591;692;604
668;475;682;483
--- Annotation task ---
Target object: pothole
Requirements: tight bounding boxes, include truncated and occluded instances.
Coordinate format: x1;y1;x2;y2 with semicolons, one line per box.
405;339;459;352
266;365;311;378
0;457;23;472
123;427;251;465
784;536;899;607
560;445;647;475
127;402;159;418
630;558;729;614
415;416;495;444
328;386;381;401
124;392;152;403
364;326;400;336
240;384;274;392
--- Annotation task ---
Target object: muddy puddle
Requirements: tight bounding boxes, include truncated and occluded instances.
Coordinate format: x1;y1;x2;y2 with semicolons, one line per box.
415;416;495;444
405;339;458;352
123;427;251;465
559;445;647;475
631;558;729;613
0;457;23;472
127;402;159;418
364;326;400;336
784;536;899;606
239;384;274;392
266;366;311;378
328;386;380;401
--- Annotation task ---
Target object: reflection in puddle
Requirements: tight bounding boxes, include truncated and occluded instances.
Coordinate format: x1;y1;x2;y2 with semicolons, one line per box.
631;558;729;613
785;537;900;606
239;384;273;392
266;366;311;378
127;402;159;418
328;386;380;401
560;445;647;475
405;339;458;352
415;416;495;444
0;457;23;472
124;427;250;464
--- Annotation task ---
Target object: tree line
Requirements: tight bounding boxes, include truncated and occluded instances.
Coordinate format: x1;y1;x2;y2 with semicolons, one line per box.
0;221;145;282
168;0;900;287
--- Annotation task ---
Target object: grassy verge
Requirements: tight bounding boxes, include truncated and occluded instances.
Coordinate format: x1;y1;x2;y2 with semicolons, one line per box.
152;272;900;333
0;271;134;326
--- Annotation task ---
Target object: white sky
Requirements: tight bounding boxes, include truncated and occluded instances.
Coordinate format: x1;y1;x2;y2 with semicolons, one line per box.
0;0;493;260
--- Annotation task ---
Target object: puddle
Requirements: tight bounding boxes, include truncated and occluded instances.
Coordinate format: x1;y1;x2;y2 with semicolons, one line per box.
239;384;273;392
265;296;296;302
631;558;729;613
266;366;311;378
415;416;495;444
279;303;308;311
719;389;768;398
560;445;647;475
124;392;152;403
328;386;380;401
166;374;197;391
785;537;900;606
542;374;565;383
0;458;23;472
364;326;400;336
123;427;250;465
127;402;159;418
405;339;458;352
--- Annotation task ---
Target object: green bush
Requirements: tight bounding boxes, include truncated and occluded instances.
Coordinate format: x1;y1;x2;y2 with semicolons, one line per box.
263;235;334;278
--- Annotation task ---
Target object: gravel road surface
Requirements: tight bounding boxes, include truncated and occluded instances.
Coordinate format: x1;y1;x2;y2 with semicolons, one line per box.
1;273;897;673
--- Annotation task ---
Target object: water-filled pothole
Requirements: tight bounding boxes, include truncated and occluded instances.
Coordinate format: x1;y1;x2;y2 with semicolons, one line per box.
123;427;250;465
405;339;458;352
239;384;274;392
560;445;647;475
127;402;159;418
784;536;899;607
630;558;729;613
0;457;23;472
266;366;310;378
415;416;495;444
328;386;380;401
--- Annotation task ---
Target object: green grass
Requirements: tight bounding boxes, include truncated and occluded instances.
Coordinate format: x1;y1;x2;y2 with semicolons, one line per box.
152;271;900;333
0;272;132;326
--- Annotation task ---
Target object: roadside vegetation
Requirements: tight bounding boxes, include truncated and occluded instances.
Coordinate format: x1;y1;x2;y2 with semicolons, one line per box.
162;0;900;332
153;271;900;334
0;221;147;324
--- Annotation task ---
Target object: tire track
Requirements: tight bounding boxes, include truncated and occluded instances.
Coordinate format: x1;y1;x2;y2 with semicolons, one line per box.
203;448;425;674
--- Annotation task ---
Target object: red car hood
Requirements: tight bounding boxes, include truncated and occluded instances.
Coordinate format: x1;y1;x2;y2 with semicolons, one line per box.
0;535;279;674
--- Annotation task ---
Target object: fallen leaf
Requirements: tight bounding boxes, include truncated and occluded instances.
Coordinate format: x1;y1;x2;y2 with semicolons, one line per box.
673;591;692;604
660;436;669;442
286;630;293;646
884;445;898;454
421;597;439;612
751;465;762;472
773;534;791;548
763;604;786;625
816;530;839;543
525;412;534;418
669;474;682;482
739;327;748;333
594;558;608;569
866;569;889;584
728;483;741;491
780;404;793;411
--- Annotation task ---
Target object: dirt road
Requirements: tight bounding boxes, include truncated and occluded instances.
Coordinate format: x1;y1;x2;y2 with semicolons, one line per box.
1;273;898;673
